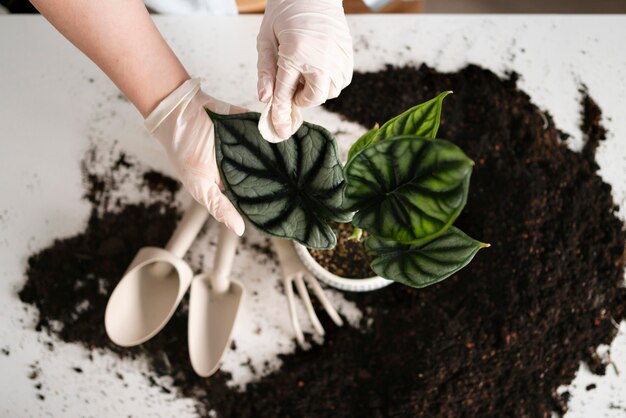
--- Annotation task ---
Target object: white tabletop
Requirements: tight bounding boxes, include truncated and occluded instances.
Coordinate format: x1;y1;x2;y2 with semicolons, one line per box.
1;15;625;417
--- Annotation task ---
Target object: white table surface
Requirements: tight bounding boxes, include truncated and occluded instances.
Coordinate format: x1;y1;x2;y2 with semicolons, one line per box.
1;15;626;417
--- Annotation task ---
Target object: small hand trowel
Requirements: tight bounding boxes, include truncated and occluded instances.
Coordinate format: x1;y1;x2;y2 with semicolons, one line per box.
104;200;209;347
188;224;244;377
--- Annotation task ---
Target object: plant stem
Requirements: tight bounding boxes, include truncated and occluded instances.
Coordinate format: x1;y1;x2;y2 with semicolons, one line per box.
349;226;364;242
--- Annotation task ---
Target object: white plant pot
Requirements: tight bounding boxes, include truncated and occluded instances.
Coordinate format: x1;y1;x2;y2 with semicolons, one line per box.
293;243;393;292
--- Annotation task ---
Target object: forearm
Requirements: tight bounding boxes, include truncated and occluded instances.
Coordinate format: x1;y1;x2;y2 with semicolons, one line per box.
31;0;189;117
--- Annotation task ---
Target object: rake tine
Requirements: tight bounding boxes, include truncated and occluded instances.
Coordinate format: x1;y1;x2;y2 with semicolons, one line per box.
285;277;305;346
294;273;324;336
304;273;343;326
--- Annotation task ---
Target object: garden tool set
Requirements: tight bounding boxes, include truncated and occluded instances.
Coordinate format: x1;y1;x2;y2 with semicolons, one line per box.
105;200;243;377
104;200;343;376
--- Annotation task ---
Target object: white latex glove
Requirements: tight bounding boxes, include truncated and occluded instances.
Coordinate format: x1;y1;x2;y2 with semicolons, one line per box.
145;78;246;236
257;0;354;142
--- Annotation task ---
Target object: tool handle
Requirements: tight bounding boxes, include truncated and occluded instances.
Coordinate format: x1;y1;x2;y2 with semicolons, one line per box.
211;223;239;294
165;200;210;258
272;238;302;277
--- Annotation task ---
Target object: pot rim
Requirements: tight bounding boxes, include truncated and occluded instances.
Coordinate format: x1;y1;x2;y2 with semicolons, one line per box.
293;243;393;292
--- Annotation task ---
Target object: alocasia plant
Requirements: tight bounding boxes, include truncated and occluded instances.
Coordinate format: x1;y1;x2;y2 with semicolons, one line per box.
340;91;487;287
209;91;488;288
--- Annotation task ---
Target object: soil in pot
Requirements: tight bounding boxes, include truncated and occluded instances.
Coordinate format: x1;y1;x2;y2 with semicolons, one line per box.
308;222;375;279
18;64;626;418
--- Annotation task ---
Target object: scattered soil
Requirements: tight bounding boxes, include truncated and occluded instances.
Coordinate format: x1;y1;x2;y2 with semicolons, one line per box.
20;157;181;354
580;86;608;163
240;236;277;264
18;64;626;417
27;362;45;401
308;222;375;278
142;169;181;197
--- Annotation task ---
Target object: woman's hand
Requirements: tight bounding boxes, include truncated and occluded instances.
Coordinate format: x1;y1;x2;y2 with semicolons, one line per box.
146;79;246;236
31;0;245;235
256;0;354;142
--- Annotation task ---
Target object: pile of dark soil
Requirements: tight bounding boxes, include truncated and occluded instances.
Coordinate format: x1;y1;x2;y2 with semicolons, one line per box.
19;156;180;355
309;222;375;278
19;64;626;417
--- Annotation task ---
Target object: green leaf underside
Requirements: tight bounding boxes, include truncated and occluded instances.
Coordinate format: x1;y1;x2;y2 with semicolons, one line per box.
346;91;452;161
366;226;485;288
208;110;352;249
344;135;472;244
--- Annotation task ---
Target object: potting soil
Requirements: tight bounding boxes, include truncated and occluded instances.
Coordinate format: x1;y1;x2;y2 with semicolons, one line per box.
309;222;375;279
19;64;626;417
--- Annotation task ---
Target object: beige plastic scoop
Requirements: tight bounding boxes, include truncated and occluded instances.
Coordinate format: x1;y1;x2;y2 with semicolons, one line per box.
188;224;244;377
104;200;209;347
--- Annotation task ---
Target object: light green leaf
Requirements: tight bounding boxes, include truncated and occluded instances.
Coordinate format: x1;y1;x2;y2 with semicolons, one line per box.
346;124;380;162
366;226;488;288
343;135;473;244
208;110;352;249
346;91;452;161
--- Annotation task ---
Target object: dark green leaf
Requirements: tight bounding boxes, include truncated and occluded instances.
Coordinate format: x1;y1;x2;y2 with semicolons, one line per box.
366;226;488;288
208;110;352;249
346;91;452;161
344;135;473;243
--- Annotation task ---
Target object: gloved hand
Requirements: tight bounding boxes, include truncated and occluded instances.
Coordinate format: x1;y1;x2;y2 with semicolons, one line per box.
256;0;354;142
145;78;246;236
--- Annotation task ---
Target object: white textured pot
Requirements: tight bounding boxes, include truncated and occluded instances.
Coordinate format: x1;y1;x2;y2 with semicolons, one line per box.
293;243;393;292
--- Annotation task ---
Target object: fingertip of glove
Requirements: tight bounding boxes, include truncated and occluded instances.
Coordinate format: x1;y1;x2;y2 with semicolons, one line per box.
257;78;273;103
259;89;272;103
230;218;246;237
274;124;293;142
258;99;284;143
270;109;296;140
